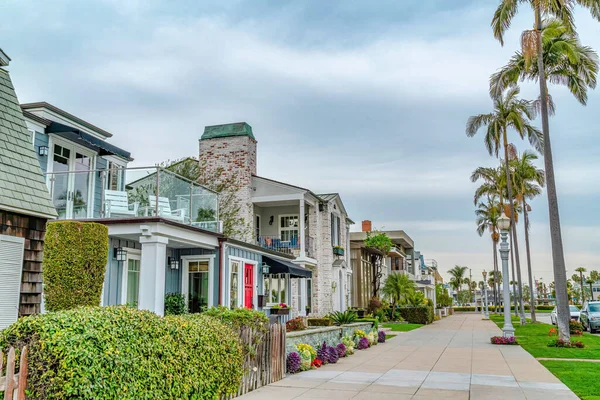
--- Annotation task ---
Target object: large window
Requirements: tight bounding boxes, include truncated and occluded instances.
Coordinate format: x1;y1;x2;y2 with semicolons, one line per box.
230;260;240;308
265;273;287;304
331;213;341;247
279;215;299;242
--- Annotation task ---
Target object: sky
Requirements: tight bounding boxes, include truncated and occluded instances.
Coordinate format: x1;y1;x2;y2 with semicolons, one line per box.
2;0;599;284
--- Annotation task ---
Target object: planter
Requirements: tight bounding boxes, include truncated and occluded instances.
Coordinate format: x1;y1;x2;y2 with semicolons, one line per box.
356;309;366;318
305;307;311;315
257;295;267;307
271;308;290;316
333;247;345;256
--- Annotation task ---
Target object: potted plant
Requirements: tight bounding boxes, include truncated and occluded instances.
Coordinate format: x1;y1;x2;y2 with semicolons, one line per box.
271;303;290;315
333;246;345;256
351;307;366;318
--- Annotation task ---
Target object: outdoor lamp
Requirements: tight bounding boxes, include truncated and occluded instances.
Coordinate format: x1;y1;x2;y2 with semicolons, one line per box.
498;212;511;231
482;270;487;280
168;257;180;270
261;262;270;274
114;247;127;262
38;145;49;157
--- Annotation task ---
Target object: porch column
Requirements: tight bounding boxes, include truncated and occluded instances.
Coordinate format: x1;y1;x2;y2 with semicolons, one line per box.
299;199;306;258
139;235;169;316
300;278;307;316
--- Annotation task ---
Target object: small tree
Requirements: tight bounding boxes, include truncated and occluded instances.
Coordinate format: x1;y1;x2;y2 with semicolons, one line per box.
364;230;393;298
43;221;109;311
382;273;415;311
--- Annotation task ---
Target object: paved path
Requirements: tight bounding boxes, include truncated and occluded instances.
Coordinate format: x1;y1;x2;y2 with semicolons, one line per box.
239;314;578;399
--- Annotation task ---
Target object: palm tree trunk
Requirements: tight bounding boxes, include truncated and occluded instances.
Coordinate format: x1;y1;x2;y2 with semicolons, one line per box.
534;3;570;342
590;282;594;301
510;248;518;317
503;129;526;324
580;271;585;304
523;197;536;322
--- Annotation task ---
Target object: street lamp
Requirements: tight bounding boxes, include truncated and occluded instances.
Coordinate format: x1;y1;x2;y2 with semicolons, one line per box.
498;213;514;337
482;270;489;320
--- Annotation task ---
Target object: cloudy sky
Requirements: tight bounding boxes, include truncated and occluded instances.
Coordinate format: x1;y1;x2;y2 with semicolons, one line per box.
2;0;599;283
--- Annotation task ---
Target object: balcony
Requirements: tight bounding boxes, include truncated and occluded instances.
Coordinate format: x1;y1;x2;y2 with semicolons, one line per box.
45;166;222;233
257;235;315;258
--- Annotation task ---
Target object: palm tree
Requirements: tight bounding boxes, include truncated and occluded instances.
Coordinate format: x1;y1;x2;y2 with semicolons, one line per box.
475;196;501;312
576;267;587;303
511;150;545;322
382;273;415;311
586;279;595;301
491;0;600;342
448;266;468;305
466;87;542;325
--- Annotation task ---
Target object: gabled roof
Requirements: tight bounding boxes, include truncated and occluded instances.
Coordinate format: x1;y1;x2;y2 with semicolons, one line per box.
252;175;321;201
21;102;113;138
201;122;255;141
0;48;10;67
317;192;349;217
0;67;57;218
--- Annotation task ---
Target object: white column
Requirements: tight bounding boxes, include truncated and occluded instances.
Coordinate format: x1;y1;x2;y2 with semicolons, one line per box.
139;235;169;316
299;199;306;258
300;278;307;316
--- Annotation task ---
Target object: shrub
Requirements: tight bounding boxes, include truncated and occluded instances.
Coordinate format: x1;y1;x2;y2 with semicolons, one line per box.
342;335;355;355
368;297;383;314
203;306;269;333
286;317;307;332
308;318;333;327
299;350;312;370
326;345;339;364
328;310;358;325
358;337;369;350
367;330;377;346
317;342;329;364
490;336;518;345
287;352;301;373
296;343;317;361
354;329;367;338
0;306;243;399
164;293;187;315
570;320;584;334
548;338;585;348
378;330;386;343
43;221;109;311
336;343;347;357
398;306;434;324
356;318;379;329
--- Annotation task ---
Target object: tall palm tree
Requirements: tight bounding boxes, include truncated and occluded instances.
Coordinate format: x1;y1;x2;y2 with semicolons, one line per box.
475;196;501;312
586;279;595;301
576;267;587;303
489;270;502;311
448;266;468;305
491;0;600;342
466;87;542;325
511;150;545;322
382;273;415;311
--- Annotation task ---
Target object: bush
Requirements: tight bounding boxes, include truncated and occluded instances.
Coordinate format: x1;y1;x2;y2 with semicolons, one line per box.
548;338;585;348
398;306;434;324
164;293;187;315
490;336;518;345
286;317;307;332
43;221;109;311
328;310;358;325
367;297;383;314
286;352;301;373
336;343;347;357
0;307;243;399
308;318;333;327
570;320;584;335
203;306;269;333
378;330;386;343
326;345;339;364
357;337;369;350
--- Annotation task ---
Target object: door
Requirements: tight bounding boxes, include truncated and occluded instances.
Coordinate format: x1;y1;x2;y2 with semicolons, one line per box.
244;263;254;309
50;143;93;219
188;260;209;313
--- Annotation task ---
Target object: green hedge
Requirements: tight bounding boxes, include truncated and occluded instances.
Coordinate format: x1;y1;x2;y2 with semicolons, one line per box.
356;318;379;329
0;307;243;399
453;305;556;312
164;293;187;315
398;306;433;324
203;306;269;333
307;318;333;327
43;221;109;311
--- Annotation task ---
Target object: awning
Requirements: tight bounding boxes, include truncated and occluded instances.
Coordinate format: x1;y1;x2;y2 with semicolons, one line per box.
47;121;132;161
263;256;312;278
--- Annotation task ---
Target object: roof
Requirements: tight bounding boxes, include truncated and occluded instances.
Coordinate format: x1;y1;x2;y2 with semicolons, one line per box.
22;110;51;126
21;102;113;138
253;175;321;202
201;122;255;141
0;68;57;218
0;48;10;67
316;192;349;217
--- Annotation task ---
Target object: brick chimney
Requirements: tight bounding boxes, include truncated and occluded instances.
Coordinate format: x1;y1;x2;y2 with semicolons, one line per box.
362;220;372;232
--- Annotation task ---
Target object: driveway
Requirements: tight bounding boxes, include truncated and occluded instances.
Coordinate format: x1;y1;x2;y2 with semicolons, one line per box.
237;314;578;399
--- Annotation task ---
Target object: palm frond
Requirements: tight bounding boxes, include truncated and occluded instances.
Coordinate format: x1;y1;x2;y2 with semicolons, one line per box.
492;0;519;45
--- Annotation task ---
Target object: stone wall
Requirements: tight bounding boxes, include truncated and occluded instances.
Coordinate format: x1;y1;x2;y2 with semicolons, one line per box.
285;322;373;355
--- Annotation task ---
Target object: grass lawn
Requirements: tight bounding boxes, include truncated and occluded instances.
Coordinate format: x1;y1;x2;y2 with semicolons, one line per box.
386;334;397;340
540;361;600;400
382;323;423;332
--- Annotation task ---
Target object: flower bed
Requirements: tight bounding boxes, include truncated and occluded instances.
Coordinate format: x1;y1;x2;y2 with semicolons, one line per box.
285;322;373;355
490;336;519;345
548;338;585;348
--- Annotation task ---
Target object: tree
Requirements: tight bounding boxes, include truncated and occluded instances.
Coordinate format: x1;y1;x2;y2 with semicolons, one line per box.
586;279;595;301
382;273;415;311
458;290;472;306
511;150;545;322
523;285;531;303
491;0;600;342
489;270;502;309
405;290;426;307
576;267;587;303
466;86;542;325
448;265;468;305
475;196;501;312
364;230;393;298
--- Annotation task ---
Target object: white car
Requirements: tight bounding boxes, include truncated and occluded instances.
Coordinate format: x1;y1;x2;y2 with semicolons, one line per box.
550;305;581;325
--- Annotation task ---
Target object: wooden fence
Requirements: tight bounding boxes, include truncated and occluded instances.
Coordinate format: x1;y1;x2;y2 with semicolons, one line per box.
0;346;28;400
230;323;286;398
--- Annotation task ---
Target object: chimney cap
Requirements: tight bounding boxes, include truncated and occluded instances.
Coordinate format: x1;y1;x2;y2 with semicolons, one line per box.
0;48;11;67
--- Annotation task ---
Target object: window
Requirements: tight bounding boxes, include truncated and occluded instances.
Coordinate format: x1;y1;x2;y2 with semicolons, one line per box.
331;213;341;247
126;258;140;307
188;261;209;312
106;161;124;191
279;215;299;242
230;260;241;308
306;278;312;310
265;273;287;304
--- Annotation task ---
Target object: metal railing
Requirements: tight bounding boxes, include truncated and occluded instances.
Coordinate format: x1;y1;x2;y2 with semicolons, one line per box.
257;235;316;258
44;166;222;233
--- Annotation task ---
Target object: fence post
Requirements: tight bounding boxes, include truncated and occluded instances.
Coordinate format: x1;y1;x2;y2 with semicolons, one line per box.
4;347;16;400
17;347;28;400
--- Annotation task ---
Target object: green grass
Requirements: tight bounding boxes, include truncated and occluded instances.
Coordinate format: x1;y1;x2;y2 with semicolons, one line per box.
385;334;397;340
382;323;423;332
489;314;600;359
540;361;600;400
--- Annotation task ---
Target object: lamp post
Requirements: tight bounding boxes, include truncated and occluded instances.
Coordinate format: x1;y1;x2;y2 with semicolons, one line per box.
498;213;514;337
482;270;489;320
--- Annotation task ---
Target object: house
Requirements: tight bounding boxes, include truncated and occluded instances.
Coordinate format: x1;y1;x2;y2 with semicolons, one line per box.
0;49;57;329
198;122;352;316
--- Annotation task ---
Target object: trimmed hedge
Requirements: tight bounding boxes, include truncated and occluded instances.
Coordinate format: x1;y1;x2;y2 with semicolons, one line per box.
164;293;187;315
356;318;379;330
398;306;434;324
43;221;109;311
0;307;243;399
308;318;333;327
203;306;269;333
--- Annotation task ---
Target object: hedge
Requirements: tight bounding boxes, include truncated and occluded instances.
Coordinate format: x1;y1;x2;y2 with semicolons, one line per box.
0;307;243;399
398;306;434;324
203;306;269;333
356;318;379;329
308;318;333;327
453;305;556;312
43;221;109;311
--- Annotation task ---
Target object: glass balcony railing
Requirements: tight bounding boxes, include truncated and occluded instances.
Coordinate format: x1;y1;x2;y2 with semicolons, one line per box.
44;166;222;233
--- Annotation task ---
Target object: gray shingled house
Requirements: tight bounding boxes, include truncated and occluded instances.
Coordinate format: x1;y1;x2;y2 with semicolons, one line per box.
0;48;57;329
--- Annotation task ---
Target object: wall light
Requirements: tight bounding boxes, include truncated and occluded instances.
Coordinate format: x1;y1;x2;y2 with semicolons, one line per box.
261;262;270;274
38;145;49;157
168;257;180;270
114;247;127;262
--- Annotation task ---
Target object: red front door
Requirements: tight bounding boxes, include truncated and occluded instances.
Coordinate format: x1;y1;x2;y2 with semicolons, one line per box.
244;264;254;309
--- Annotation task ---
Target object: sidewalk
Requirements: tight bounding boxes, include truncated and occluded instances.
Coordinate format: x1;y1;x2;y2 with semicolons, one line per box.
237;314;578;399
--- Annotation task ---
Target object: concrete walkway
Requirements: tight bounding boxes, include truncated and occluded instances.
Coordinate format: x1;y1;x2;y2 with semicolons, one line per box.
238;314;579;399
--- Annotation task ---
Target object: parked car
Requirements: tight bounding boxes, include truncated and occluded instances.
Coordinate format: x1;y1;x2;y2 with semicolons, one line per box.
550;305;580;325
579;301;600;333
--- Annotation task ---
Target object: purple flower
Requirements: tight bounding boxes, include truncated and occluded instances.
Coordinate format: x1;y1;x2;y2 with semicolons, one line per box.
378;330;386;343
317;342;329;364
336;343;347;358
326;345;339;364
286;352;301;373
358;337;369;350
